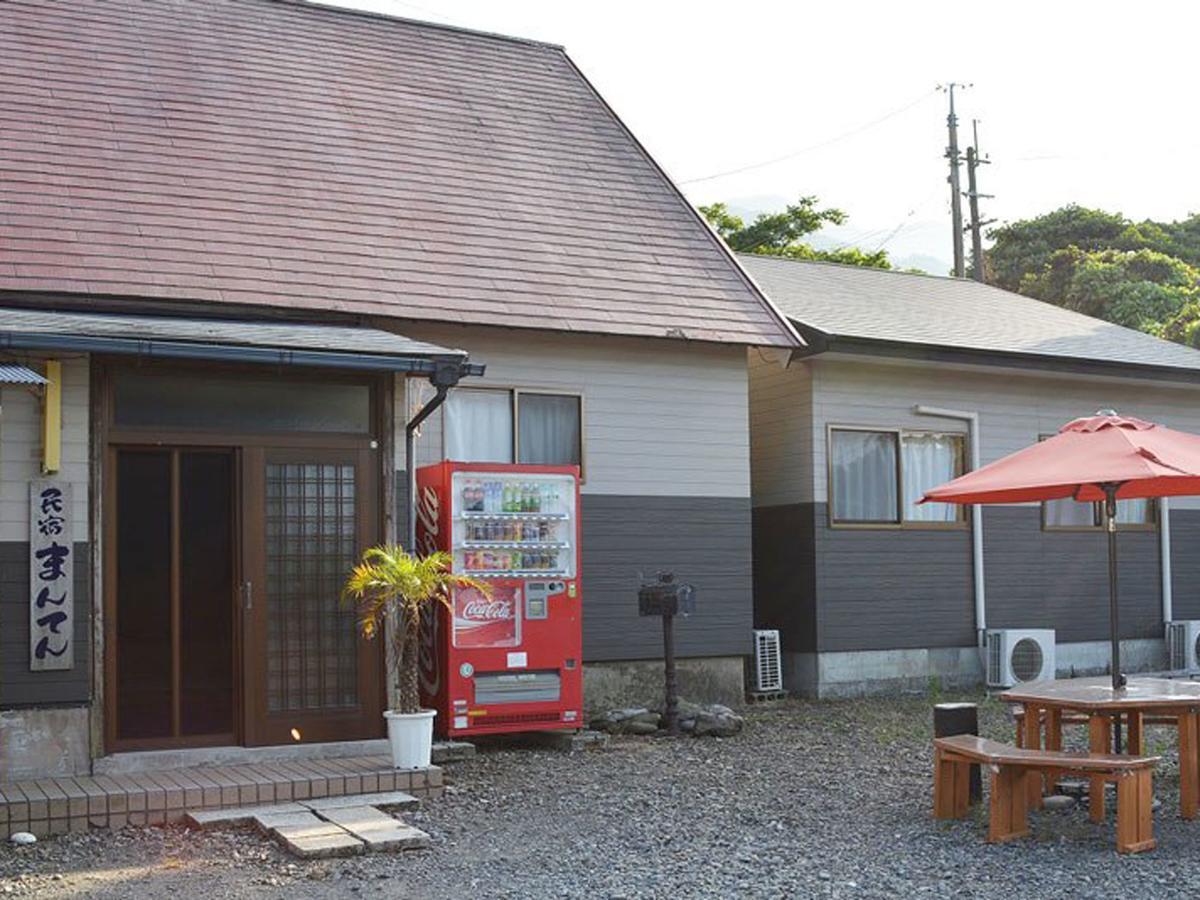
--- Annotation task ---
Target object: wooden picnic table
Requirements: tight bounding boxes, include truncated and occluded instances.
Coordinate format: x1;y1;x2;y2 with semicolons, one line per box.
1001;676;1200;822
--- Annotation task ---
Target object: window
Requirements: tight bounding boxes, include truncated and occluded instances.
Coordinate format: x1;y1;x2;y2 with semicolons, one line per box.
829;427;966;526
444;388;582;469
1044;497;1155;530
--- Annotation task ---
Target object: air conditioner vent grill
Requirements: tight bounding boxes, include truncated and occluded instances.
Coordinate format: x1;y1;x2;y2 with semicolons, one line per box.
752;629;782;692
1010;638;1044;682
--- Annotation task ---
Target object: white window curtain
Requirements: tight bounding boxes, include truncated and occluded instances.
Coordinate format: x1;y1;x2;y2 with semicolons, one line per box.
1045;497;1096;527
1116;498;1151;525
901;433;963;522
831;430;898;522
517;393;581;466
444;389;513;463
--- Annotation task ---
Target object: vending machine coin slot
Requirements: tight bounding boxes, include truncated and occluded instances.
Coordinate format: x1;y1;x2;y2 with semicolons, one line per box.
525;582;550;619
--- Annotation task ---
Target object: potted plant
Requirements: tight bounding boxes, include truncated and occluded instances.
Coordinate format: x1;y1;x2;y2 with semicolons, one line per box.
343;544;487;769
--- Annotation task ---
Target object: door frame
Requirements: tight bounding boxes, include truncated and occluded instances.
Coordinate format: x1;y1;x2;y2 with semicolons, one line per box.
96;360;391;754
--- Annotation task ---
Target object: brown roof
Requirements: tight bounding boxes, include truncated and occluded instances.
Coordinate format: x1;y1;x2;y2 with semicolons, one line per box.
0;0;797;347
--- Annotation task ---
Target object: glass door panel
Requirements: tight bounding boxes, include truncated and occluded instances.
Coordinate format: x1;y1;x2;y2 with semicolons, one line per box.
112;448;236;748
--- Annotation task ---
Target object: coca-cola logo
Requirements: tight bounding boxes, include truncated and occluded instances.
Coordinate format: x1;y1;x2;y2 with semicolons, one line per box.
461;599;514;621
416;481;442;697
415;485;440;558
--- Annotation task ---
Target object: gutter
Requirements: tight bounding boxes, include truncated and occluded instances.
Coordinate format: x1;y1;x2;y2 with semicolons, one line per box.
1161;498;1174;629
406;360;483;551
0;330;486;378
914;405;986;654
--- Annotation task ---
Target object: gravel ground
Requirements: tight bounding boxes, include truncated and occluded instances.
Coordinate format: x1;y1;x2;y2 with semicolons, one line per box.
4;693;1200;899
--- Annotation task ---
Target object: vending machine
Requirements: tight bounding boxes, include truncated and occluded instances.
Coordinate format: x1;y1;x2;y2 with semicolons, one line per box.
415;461;582;737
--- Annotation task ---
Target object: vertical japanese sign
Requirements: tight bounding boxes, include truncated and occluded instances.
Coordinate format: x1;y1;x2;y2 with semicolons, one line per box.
30;480;72;671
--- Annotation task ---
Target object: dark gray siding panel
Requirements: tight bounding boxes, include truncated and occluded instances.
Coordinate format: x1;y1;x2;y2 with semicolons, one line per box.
1170;510;1200;621
581;495;753;661
813;504;975;652
752;503;816;653
983;507;1161;643
0;542;91;707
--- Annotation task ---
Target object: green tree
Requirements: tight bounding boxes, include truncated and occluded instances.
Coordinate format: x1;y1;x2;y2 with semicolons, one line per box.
1020;247;1200;335
700;196;892;269
985;205;1200;346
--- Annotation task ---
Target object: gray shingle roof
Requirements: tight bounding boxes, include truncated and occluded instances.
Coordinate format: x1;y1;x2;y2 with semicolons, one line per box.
0;307;468;361
739;254;1200;373
0;0;797;348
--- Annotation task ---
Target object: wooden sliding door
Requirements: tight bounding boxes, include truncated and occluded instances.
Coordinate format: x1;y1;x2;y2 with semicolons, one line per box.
240;447;383;746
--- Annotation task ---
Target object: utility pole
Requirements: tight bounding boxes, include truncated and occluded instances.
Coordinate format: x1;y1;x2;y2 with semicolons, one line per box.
941;83;969;278
964;120;994;283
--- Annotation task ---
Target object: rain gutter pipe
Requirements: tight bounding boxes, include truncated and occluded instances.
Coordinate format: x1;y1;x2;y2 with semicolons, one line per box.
914;405;986;652
1161;498;1173;631
406;360;484;553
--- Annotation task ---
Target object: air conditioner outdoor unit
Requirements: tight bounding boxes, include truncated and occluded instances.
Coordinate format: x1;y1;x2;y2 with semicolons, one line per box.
1167;621;1200;672
752;629;783;692
986;629;1056;688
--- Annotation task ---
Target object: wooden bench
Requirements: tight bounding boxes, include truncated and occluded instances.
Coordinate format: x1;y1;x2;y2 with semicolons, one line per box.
934;734;1159;854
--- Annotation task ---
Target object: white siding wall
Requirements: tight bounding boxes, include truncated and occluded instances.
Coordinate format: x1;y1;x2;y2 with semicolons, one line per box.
400;326;751;498
748;349;813;507
809;355;1200;508
0;356;89;541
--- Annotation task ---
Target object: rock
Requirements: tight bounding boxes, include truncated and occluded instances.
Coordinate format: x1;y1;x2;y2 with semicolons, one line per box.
1042;795;1076;811
9;832;37;845
588;707;662;734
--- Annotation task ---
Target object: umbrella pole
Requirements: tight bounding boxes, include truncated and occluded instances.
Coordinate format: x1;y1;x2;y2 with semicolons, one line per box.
1104;483;1125;754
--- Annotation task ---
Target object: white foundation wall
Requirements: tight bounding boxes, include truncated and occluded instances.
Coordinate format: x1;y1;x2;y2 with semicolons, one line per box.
400;326;752;499
0;355;89;541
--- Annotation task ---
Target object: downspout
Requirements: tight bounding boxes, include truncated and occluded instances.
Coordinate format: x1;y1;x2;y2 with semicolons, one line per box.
1161;497;1173;630
405;360;480;552
913;405;986;655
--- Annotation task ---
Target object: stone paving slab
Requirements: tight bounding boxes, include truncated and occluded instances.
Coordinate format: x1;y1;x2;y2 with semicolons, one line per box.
253;809;324;832
302;791;419;813
185;802;306;829
319;806;431;851
272;822;364;859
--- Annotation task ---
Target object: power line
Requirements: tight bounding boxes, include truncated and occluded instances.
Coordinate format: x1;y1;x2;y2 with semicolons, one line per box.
678;89;938;185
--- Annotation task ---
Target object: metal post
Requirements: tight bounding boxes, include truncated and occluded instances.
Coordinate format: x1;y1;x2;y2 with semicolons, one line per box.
1104;482;1125;754
662;609;679;736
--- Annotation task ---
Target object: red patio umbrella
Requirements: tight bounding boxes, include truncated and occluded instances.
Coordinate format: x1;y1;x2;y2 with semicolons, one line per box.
923;411;1200;693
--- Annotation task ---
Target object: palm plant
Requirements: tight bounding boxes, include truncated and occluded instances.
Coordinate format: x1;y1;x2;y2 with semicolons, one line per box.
343;545;487;714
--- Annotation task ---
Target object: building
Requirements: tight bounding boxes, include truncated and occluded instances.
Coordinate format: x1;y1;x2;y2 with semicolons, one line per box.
743;254;1200;697
0;0;798;781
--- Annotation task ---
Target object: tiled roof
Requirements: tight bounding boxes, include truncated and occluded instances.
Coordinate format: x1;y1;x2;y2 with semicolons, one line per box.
739;254;1200;374
0;0;798;348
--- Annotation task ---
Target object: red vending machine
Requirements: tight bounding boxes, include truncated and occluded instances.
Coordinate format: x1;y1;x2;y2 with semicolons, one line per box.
415;461;582;737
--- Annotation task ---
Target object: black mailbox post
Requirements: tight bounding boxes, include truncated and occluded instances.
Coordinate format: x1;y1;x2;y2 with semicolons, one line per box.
638;572;696;735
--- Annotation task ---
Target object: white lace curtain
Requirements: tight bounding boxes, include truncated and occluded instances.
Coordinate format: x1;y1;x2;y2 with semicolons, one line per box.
832;430;898;522
445;389;513;463
902;433;962;523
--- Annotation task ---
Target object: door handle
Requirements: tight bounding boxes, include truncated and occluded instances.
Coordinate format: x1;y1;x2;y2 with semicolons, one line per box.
241;580;253;612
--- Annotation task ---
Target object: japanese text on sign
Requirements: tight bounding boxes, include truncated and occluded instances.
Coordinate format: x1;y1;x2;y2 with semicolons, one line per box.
30;481;72;671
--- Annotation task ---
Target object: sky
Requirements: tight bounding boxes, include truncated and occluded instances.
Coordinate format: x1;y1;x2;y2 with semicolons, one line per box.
323;0;1199;273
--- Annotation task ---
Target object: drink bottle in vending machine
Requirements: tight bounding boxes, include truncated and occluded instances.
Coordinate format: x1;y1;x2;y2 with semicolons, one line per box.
415;461;582;737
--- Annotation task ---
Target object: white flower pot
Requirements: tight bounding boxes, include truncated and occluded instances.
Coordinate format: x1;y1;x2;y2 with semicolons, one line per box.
383;708;436;769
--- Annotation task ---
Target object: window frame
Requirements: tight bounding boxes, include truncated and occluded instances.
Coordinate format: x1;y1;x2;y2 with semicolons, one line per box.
441;385;586;479
826;424;968;531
